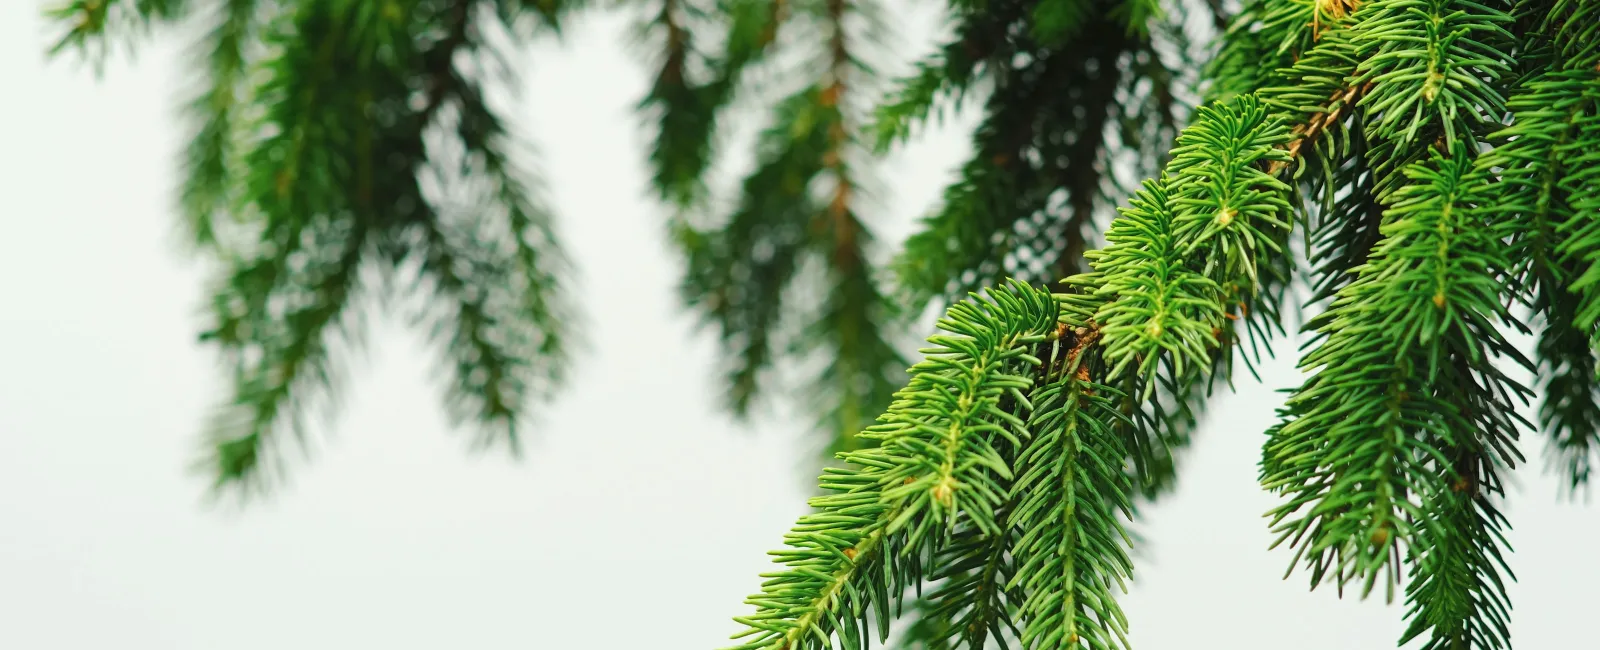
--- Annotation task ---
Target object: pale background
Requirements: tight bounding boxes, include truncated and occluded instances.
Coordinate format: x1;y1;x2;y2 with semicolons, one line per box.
2;2;1596;648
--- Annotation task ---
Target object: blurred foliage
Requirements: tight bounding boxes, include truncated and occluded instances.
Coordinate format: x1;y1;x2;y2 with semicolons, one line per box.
47;0;1221;491
49;0;580;497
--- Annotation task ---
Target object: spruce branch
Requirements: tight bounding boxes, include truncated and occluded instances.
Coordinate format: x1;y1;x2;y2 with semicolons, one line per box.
1302;117;1386;304
1530;280;1600;492
175;0;260;251
1352;0;1515;161
1009;326;1137;650
55;0;579;496
199;216;370;496
641;0;792;208
807;0;908;452
1398;469;1515;650
902;491;1023;650
1401;346;1521;650
1537;0;1600;71
44;0;190;67
869;0;1024;151
892;6;1153;311
721;281;1061;650
1086;181;1225;382
728;86;1336;650
54;2;1600;645
193;2;375;492
1089;95;1293;382
677;0;905;455
1480;69;1600;491
1206;0;1341;103
1262;151;1529;609
1549;79;1600;329
640;0;702;206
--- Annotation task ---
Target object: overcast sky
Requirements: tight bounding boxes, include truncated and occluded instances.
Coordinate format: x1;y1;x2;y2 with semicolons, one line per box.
3;3;1597;649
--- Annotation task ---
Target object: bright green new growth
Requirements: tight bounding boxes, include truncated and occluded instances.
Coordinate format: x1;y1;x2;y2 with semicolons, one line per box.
1090;97;1293;382
1008;334;1133;650
725;93;1301;650
724;280;1060;650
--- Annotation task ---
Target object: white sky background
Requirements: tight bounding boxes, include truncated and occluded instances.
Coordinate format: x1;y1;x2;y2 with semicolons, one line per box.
2;2;1597;648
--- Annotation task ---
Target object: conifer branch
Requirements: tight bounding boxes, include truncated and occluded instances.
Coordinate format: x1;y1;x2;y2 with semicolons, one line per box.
1354;0;1515;138
54;2;1600;645
1089;95;1292;381
1398;468;1515;650
1303;118;1386;304
643;0;789;207
869;1;1022;151
1537;0;1600;72
1009;325;1136;650
806;0;909;453
1481;69;1600;491
1206;0;1337;102
1265;81;1371;178
721;281;1060;650
640;0;711;207
730;86;1342;650
45;0;189;66
676;0;904;455
176;0;259;250
54;1;579;496
1262;151;1528;615
905;489;1023;649
892;6;1155;311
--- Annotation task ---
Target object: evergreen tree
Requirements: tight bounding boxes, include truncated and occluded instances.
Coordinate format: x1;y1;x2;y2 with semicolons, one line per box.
47;0;1600;646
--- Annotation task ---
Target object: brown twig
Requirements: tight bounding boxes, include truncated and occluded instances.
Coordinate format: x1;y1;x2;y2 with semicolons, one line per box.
1268;81;1374;177
822;0;859;273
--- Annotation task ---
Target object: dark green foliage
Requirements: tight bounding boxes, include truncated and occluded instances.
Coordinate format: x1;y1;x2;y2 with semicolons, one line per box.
898;496;1022;650
1482;69;1600;491
1401;441;1510;643
53;0;577;495
1353;0;1514;150
1090;97;1292;381
1087;181;1223;381
669;0;909;452
639;0;783;208
638;0;717;209
44;0;1600;647
727;0;1600;644
1081;96;1294;501
885;0;1188;312
1262;152;1527;604
47;0;1218;494
872;0;1215;545
1535;0;1600;71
